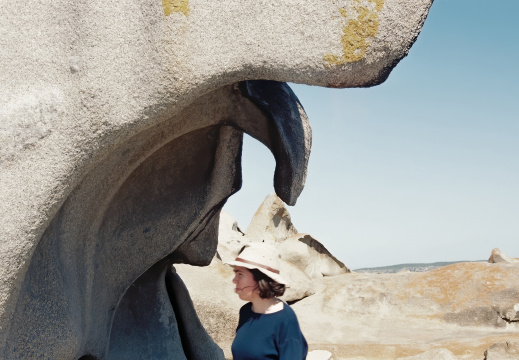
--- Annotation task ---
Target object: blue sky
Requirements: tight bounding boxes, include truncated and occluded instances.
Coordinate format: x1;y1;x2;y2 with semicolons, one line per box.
225;0;519;269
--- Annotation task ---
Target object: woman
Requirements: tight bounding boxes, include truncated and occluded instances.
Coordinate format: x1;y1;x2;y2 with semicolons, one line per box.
227;242;308;360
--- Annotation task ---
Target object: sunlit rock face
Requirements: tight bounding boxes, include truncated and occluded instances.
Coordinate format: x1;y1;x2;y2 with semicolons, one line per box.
0;0;433;358
488;248;519;264
2;81;310;359
294;261;519;359
180;252;519;359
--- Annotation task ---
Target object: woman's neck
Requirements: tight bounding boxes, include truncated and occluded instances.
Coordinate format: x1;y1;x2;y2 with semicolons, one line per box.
251;297;283;314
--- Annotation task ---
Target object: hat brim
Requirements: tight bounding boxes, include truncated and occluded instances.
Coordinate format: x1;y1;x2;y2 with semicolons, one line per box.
226;259;289;286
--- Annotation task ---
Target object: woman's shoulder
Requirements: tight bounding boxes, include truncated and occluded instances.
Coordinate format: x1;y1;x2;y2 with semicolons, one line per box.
269;301;299;323
283;302;299;316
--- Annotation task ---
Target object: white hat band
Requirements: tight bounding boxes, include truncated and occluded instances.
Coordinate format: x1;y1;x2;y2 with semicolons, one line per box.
235;257;280;274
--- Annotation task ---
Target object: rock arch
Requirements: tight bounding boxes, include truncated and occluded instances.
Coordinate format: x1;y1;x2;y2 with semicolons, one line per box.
0;0;433;358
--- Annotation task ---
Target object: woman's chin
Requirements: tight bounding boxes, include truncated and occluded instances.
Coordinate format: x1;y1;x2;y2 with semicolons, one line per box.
237;292;250;301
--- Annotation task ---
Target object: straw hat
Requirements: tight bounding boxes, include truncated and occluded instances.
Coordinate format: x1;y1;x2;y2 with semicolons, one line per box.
226;242;288;285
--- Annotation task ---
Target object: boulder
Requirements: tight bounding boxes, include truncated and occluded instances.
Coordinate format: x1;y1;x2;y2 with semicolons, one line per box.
484;342;519;360
278;259;315;302
245;193;299;243
219;209;317;302
220;196;347;300
216;210;247;263
292;262;519;359
488;248;519;264
233;193;349;281
277;233;350;279
219;210;246;246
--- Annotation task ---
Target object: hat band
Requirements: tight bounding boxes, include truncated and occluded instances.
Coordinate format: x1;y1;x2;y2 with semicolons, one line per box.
235;257;280;274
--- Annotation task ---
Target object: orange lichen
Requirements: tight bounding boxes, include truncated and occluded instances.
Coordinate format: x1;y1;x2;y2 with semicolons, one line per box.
402;262;519;312
162;0;190;17
324;0;385;65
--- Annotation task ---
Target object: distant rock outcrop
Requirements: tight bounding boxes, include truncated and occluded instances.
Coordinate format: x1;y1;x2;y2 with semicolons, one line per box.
277;233;349;279
292;261;519;359
488;248;519;264
245;193;299;243
216;194;349;300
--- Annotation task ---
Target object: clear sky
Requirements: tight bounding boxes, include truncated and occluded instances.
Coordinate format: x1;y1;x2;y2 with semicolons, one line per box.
224;0;519;269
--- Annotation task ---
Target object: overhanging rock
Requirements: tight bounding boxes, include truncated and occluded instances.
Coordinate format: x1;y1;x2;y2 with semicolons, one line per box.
0;0;434;358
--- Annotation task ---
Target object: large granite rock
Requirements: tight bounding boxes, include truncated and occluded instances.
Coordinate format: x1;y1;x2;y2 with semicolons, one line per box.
488;248;519;264
218;195;349;300
216;210;247;263
216;203;315;302
174;260;244;360
0;0;434;358
245;193;299;243
484;342;519;360
293;261;519;359
277;233;350;279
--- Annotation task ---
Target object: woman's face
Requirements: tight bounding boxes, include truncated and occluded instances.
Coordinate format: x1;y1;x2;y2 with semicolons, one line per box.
232;266;258;301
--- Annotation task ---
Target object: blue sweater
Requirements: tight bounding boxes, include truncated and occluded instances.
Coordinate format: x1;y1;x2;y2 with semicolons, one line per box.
231;302;308;360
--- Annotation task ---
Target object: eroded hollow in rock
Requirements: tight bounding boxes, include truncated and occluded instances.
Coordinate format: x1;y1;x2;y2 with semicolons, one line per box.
4;81;311;360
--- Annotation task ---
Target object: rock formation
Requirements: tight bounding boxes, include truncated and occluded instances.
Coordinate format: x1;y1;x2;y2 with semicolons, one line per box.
484;342;519;360
245;193;299;243
293;261;519;359
488;248;519;264
243;193;349;278
277;233;349;279
217;195;349;300
182;206;519;359
1;1;434;358
179;250;519;360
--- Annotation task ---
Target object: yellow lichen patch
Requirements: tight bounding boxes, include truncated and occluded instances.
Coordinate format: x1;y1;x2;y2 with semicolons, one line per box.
162;0;190;17
324;0;385;65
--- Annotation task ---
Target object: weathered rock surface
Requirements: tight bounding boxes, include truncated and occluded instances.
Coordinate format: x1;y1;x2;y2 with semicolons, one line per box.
217;195;349;300
216;210;247;263
179;256;519;360
484;341;519;360
245;193;299;243
175;260;243;360
216;204;316;302
1;0;434;358
488;248;519;264
278;233;350;279
293;262;519;360
397;349;457;360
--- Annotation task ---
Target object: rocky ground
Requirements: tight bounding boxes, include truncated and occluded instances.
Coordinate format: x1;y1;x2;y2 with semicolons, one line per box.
176;195;519;360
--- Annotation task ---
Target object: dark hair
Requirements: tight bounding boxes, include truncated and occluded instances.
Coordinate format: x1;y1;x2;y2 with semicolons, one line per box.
249;268;285;299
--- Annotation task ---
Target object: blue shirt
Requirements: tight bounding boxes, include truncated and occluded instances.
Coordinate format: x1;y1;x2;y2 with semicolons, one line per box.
231;302;308;360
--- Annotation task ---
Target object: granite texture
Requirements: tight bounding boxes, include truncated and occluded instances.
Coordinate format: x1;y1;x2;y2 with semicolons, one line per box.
0;0;433;358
